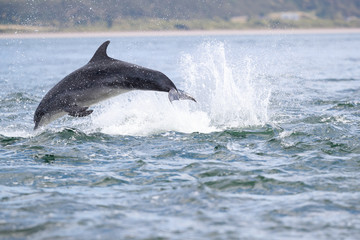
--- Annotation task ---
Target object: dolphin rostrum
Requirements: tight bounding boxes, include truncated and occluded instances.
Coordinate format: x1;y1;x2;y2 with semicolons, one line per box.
34;40;196;130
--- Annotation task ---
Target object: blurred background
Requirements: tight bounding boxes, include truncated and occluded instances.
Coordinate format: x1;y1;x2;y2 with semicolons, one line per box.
1;0;360;33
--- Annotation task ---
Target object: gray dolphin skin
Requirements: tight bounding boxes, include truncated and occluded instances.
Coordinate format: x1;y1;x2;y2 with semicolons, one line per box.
34;40;196;130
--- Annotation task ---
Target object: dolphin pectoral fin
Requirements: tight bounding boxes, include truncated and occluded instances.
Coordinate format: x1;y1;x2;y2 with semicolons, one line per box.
168;88;197;103
69;109;93;117
65;106;93;117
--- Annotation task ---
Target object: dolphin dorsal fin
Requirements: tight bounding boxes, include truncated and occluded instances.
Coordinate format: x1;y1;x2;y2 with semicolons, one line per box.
89;40;111;63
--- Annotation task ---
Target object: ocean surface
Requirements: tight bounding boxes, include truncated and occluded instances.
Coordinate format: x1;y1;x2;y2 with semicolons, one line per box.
1;32;360;239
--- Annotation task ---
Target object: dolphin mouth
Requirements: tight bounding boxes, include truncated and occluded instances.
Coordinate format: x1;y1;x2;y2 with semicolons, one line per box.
168;88;197;103
33;119;44;131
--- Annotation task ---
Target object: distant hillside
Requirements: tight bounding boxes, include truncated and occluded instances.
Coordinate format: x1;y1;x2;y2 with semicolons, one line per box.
1;0;360;31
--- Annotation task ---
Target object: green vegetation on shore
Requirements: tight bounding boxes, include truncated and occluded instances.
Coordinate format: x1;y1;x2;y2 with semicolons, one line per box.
1;0;360;33
1;18;360;34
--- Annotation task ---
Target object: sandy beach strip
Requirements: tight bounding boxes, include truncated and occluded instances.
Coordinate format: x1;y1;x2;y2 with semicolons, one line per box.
1;28;360;39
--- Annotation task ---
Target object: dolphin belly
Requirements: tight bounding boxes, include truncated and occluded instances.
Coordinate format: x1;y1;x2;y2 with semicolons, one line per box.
72;87;131;107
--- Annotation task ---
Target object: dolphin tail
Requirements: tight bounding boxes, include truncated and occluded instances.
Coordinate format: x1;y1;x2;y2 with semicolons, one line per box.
168;88;196;103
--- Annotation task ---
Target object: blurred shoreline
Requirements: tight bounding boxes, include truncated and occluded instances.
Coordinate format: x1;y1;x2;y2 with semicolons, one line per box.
1;28;360;39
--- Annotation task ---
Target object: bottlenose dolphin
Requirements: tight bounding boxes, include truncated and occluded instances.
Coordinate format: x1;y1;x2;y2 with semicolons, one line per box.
34;40;196;130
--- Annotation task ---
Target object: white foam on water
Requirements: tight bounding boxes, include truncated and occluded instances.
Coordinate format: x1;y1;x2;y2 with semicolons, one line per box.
87;41;271;136
89;91;214;136
0;129;33;138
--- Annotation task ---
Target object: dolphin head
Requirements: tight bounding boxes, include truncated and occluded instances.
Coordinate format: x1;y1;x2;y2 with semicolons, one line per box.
34;107;45;130
34;106;50;130
33;103;66;130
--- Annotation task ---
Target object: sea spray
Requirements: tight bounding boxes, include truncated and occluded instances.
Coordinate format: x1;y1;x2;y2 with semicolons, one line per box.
89;91;213;136
181;41;271;129
90;41;271;135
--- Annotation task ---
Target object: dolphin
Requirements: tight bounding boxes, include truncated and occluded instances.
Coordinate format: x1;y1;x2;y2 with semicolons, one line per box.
33;40;196;130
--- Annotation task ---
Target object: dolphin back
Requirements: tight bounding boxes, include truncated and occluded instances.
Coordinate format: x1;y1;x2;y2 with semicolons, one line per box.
168;88;196;102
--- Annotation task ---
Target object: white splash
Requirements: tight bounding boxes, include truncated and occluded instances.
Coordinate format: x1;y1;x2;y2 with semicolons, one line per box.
89;91;214;136
88;41;271;136
181;41;271;129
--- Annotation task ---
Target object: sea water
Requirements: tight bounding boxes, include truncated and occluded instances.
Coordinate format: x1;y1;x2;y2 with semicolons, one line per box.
0;33;360;239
